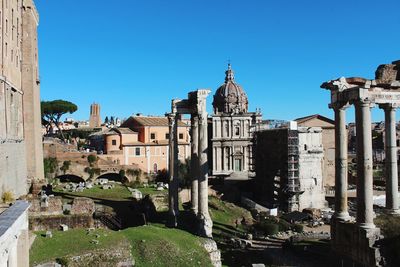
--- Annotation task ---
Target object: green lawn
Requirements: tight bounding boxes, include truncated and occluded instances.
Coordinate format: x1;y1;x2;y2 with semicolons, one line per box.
53;184;132;201
30;225;212;267
209;196;253;236
30;228;126;266
134;186;167;197
124;224;212;267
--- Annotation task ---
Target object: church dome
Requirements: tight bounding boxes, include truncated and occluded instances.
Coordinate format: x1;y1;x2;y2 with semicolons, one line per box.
213;64;248;114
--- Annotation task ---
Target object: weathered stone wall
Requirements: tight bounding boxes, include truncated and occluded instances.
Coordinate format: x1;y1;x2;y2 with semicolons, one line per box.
71;197;95;215
29;197;63;216
0;142;28;198
29;214;94;231
332;222;382;267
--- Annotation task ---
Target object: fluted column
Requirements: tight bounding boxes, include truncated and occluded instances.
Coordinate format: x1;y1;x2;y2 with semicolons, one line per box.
333;104;350;221
355;100;375;229
167;112;179;227
190;114;199;214
380;104;400;214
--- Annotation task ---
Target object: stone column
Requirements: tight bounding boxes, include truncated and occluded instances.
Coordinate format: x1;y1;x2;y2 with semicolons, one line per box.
197;91;213;238
167;112;179;227
355;100;375;229
380;104;400;214
333;104;350;221
190;114;199;214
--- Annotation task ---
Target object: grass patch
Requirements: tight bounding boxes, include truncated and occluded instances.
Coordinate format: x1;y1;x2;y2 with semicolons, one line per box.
209;196;253;238
30;228;125;266
30;225;212;267
123;224;212;267
135;186;167;197
53;184;132;201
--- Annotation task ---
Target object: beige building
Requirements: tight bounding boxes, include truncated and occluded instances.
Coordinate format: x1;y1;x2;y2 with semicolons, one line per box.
211;64;262;178
295;114;335;188
94;116;190;174
0;0;44;198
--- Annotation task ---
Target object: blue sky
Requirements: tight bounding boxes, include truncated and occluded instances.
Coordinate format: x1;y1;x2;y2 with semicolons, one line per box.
36;0;400;122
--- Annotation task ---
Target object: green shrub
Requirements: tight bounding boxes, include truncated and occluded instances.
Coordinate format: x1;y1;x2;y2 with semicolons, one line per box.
292;224;304;233
259;222;279;235
44;157;58;178
87;155;97;166
2;191;15;203
278;219;291;232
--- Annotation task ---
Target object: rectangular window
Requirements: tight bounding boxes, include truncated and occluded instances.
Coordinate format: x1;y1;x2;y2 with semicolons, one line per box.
179;133;184;140
135;147;141;156
165;133;170;139
112;140;116;146
150;133;156;139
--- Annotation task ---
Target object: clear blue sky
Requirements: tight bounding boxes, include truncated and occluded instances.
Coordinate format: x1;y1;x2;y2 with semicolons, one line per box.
36;0;400;122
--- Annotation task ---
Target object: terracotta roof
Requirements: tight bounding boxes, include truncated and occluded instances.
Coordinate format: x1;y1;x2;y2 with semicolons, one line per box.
294;114;334;125
122;116;188;127
116;127;136;134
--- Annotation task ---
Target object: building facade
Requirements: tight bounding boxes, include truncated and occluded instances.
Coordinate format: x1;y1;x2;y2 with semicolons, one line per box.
91;116;190;174
211;64;262;178
0;0;43;198
0;1;42;265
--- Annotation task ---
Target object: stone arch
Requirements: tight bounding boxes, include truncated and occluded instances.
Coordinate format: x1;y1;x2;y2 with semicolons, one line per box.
56;174;85;183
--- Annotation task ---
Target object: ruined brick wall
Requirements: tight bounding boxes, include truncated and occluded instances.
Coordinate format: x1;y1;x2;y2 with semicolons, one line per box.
29;214;94;231
29;197;63;216
71;197;95;215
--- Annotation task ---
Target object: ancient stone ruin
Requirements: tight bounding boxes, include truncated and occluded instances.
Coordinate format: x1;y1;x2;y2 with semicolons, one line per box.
321;60;400;266
166;89;213;238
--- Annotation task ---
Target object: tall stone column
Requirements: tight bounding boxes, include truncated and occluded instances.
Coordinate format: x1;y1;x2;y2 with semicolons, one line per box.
197;91;213;238
333;104;350;221
190;114;199;214
167;112;179;227
355;100;375;229
380;104;400;214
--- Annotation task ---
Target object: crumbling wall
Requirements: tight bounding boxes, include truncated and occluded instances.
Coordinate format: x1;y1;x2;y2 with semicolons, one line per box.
29;196;63;216
71;197;95;215
29;214;94;231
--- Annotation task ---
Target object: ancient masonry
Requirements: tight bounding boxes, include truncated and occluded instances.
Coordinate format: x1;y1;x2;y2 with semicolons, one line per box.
211;64;262;179
89;102;101;128
166;89;213;237
0;0;44;198
254;123;326;212
321;60;400;266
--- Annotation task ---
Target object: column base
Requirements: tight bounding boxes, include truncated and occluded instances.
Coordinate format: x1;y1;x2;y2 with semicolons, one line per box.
332;211;351;222
166;212;178;228
198;214;213;238
384;208;400;216
357;222;376;229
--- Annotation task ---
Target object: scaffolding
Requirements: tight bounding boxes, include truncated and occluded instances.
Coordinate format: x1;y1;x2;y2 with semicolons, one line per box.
286;129;301;211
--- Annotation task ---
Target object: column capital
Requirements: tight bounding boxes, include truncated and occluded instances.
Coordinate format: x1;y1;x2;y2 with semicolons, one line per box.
354;98;375;108
329;102;350;111
379;103;400;111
